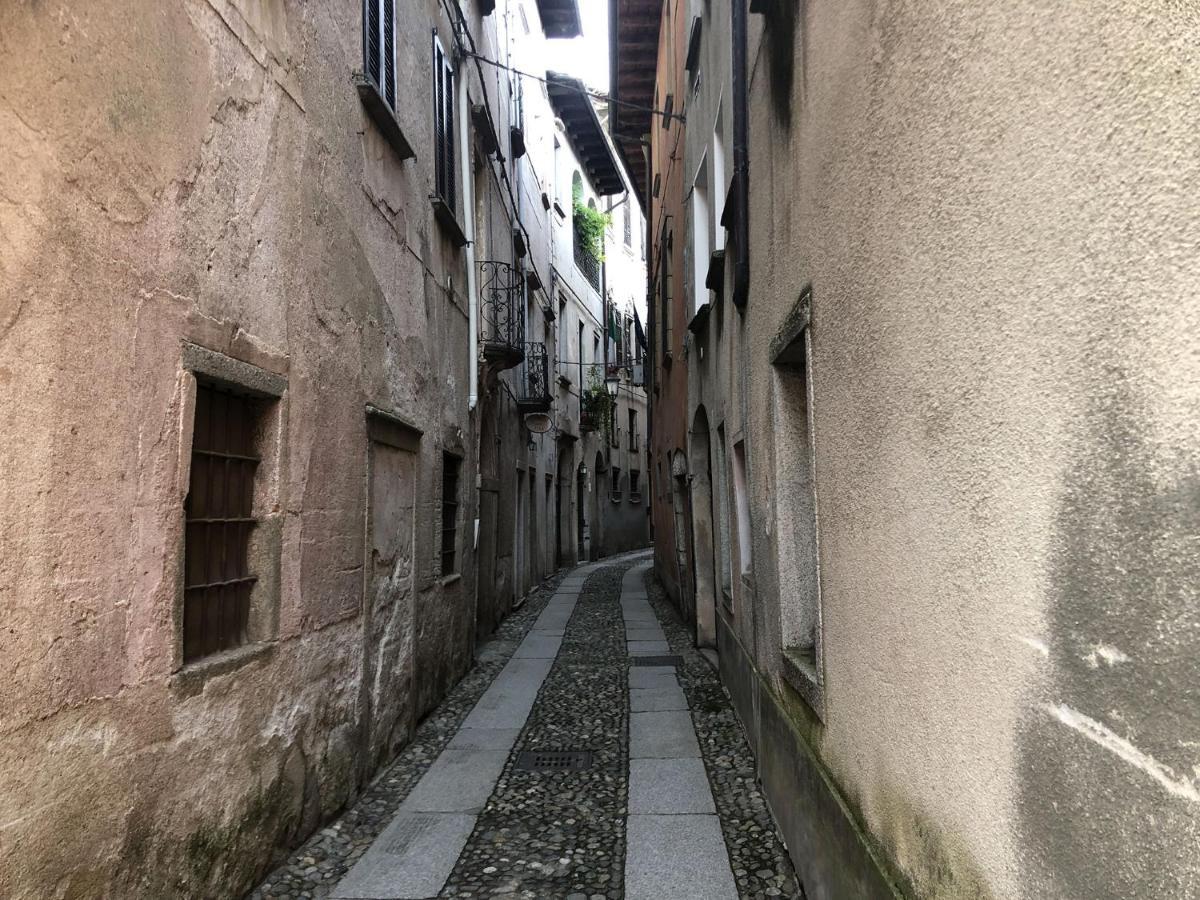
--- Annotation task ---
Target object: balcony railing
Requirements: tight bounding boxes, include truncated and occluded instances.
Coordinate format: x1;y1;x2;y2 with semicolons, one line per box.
480;260;526;369
580;410;600;433
517;342;551;413
573;224;601;291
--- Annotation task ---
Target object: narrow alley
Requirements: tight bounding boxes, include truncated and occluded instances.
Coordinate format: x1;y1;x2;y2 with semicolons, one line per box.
3;1;1199;898
252;554;799;900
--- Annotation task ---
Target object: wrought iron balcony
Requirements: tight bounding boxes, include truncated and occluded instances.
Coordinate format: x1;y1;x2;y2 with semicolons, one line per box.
572;225;601;291
480;260;526;369
517;342;551;413
580;410;600;433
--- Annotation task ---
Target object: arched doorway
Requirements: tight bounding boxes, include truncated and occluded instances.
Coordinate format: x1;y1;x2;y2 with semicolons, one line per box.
689;408;718;649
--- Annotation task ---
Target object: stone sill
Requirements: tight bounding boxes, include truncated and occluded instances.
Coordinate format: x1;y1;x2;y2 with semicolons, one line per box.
781;646;825;721
431;196;468;248
352;73;414;161
173;641;276;696
687;301;711;335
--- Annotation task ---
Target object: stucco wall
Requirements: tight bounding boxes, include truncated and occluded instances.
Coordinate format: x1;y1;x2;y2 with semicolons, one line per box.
0;1;481;896
732;1;1200;897
648;0;692;613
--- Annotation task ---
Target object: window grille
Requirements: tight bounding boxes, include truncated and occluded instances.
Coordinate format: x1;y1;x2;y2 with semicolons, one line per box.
611;466;623;502
441;453;461;575
630;470;642;503
660;223;674;358
433;32;457;211
363;0;396;110
628;409;638;451
183;384;264;662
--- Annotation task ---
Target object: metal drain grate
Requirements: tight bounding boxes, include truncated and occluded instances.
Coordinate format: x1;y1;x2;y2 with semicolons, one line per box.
629;655;684;667
514;750;593;772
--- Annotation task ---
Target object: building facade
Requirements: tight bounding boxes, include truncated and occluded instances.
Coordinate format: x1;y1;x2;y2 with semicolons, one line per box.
621;1;1200;898
0;1;645;897
612;0;691;621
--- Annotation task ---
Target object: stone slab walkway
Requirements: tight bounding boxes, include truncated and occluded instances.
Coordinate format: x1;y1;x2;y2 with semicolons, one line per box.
251;553;800;900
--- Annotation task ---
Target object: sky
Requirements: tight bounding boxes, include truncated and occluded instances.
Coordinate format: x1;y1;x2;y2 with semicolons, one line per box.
542;0;610;93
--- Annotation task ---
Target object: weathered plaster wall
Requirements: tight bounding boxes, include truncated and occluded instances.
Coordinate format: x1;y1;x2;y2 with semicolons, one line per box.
0;1;480;896
734;1;1200;898
647;0;692;611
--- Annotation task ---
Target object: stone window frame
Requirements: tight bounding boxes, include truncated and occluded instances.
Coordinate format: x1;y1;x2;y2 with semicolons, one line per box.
767;287;825;719
174;343;287;681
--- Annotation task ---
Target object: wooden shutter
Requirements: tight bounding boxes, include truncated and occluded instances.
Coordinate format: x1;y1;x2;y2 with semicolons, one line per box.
433;33;457;210
382;0;395;109
365;0;380;87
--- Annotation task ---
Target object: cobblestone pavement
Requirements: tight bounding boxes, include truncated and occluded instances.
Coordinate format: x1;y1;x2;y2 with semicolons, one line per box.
249;554;802;900
644;573;803;900
249;571;567;900
441;564;628;898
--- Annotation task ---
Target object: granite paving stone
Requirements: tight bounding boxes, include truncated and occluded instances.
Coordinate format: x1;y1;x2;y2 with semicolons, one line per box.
330;813;476;900
628;667;680;690
625;627;667;642
629;758;716;815
630;710;702;759
514;632;565;658
402;749;510;813
625;814;737;900
629;686;689;712
627;640;671;653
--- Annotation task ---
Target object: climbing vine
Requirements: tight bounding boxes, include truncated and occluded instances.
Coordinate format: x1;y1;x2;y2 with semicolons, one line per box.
572;199;610;262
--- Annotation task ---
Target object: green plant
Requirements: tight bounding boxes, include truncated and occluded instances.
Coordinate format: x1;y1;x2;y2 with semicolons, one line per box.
572;199;610;261
581;368;613;430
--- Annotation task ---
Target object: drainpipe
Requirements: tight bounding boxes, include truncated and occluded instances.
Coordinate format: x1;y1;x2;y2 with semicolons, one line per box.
731;0;750;308
460;59;479;411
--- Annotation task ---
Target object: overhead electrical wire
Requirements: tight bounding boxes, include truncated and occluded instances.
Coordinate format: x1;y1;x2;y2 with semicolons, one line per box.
464;51;685;125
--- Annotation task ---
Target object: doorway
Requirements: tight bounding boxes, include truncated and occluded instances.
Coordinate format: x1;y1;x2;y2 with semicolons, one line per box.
689;408;718;649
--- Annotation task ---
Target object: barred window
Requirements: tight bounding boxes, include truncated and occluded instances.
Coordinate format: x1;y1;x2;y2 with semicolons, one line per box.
611;466;623;502
433;32;457;210
363;0;396;110
183;384;267;662
440;453;461;575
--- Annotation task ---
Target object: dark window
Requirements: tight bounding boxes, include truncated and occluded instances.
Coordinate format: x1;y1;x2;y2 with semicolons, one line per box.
630;470;641;500
441;453;461;575
363;0;396;110
183;384;265;662
659;224;674;358
628;409;638;450
433;32;456;210
611;466;622;501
